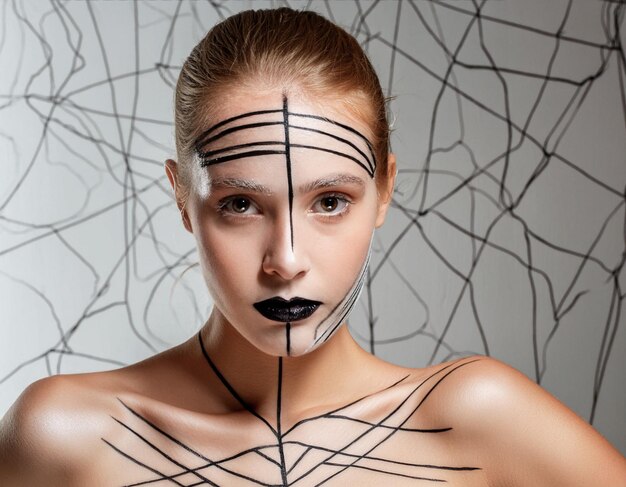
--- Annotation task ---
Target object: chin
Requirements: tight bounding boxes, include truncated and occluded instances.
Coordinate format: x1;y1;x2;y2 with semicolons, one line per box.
247;322;329;358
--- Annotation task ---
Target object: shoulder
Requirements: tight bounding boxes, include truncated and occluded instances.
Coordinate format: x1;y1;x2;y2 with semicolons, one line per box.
0;373;123;486
417;356;626;486
418;355;537;413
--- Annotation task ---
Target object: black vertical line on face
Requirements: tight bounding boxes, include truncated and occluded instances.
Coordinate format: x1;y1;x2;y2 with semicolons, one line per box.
282;95;295;250
276;357;289;486
286;322;291;356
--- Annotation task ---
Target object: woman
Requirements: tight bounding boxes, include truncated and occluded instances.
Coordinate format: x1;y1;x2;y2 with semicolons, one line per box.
1;7;625;486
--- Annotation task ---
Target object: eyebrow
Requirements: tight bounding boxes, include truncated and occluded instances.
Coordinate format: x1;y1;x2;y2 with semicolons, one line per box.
208;174;366;196
209;177;273;195
299;174;366;194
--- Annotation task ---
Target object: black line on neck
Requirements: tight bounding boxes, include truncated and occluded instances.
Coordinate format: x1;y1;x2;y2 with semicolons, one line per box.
197;331;277;435
286;322;291;356
283;95;295;250
276;357;289;486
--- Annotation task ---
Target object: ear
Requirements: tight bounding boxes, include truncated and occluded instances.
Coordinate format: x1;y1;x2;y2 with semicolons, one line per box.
375;153;396;228
165;159;193;233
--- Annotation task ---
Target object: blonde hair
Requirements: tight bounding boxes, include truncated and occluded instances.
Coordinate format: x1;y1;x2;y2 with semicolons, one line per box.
174;7;390;192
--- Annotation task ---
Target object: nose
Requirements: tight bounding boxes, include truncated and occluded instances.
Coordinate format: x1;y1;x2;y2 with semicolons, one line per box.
262;216;310;281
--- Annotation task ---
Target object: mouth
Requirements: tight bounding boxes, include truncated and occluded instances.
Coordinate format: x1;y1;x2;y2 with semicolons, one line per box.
253;297;322;322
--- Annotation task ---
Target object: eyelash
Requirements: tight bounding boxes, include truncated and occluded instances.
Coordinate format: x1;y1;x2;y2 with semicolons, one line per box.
215;193;352;219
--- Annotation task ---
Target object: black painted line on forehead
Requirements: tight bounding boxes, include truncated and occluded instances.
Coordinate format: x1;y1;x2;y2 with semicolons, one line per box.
194;108;283;148
198;150;285;167
199;142;373;175
194;105;378;179
290;144;374;178
199;140;284;159
290;124;376;176
197;120;284;149
198;142;285;167
282;95;295;250
291;112;377;165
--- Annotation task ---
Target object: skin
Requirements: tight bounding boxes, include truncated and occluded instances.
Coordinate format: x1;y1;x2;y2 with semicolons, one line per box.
0;86;625;486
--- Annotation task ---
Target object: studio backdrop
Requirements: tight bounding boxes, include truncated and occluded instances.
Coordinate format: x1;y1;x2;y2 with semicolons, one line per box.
1;0;624;454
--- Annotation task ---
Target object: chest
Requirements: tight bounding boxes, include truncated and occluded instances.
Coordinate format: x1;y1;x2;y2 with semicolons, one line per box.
85;397;488;486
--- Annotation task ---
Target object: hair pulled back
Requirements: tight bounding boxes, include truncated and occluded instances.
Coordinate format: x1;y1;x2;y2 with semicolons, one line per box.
175;7;389;190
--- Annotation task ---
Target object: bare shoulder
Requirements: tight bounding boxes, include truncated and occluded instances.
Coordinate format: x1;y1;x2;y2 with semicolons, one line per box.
0;372;124;486
416;356;626;486
0;341;204;486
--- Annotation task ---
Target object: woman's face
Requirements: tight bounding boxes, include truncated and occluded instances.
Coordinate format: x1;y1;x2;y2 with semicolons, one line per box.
178;88;393;357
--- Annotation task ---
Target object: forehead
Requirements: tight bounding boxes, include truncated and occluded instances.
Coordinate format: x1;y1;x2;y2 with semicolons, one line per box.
193;90;376;179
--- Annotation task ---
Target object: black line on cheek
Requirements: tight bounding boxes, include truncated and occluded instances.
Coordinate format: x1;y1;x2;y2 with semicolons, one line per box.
286;322;291;356
283;95;295;250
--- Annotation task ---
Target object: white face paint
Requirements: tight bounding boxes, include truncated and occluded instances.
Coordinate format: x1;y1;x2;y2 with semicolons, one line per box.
304;235;373;353
187;90;382;357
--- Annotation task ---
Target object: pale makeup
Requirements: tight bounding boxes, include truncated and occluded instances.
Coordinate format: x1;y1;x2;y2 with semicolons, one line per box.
185;89;385;357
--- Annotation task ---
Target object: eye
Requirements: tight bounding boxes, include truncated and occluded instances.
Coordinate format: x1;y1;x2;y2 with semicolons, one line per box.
320;196;340;212
217;196;259;216
312;194;351;216
231;197;251;213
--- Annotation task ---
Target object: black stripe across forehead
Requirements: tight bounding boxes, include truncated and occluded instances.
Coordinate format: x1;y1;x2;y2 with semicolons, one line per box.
194;99;377;178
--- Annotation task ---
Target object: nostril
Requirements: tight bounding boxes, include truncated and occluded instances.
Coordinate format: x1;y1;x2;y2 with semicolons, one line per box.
261;215;311;280
262;242;310;281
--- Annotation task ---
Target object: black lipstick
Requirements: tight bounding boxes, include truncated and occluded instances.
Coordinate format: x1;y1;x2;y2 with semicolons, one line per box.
253;297;322;322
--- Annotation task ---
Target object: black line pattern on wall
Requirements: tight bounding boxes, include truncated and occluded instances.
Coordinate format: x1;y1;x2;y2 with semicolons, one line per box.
0;0;624;453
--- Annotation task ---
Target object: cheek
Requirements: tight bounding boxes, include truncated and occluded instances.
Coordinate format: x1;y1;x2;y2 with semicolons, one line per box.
308;203;376;292
193;219;261;302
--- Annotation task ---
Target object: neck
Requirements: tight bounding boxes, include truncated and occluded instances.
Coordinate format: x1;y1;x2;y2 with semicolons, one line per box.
196;309;384;425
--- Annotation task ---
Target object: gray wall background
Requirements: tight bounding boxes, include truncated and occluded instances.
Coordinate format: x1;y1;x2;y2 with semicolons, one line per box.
1;0;624;454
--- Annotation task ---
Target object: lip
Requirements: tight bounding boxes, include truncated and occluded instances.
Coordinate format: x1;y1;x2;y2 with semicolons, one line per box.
253;297;322;322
